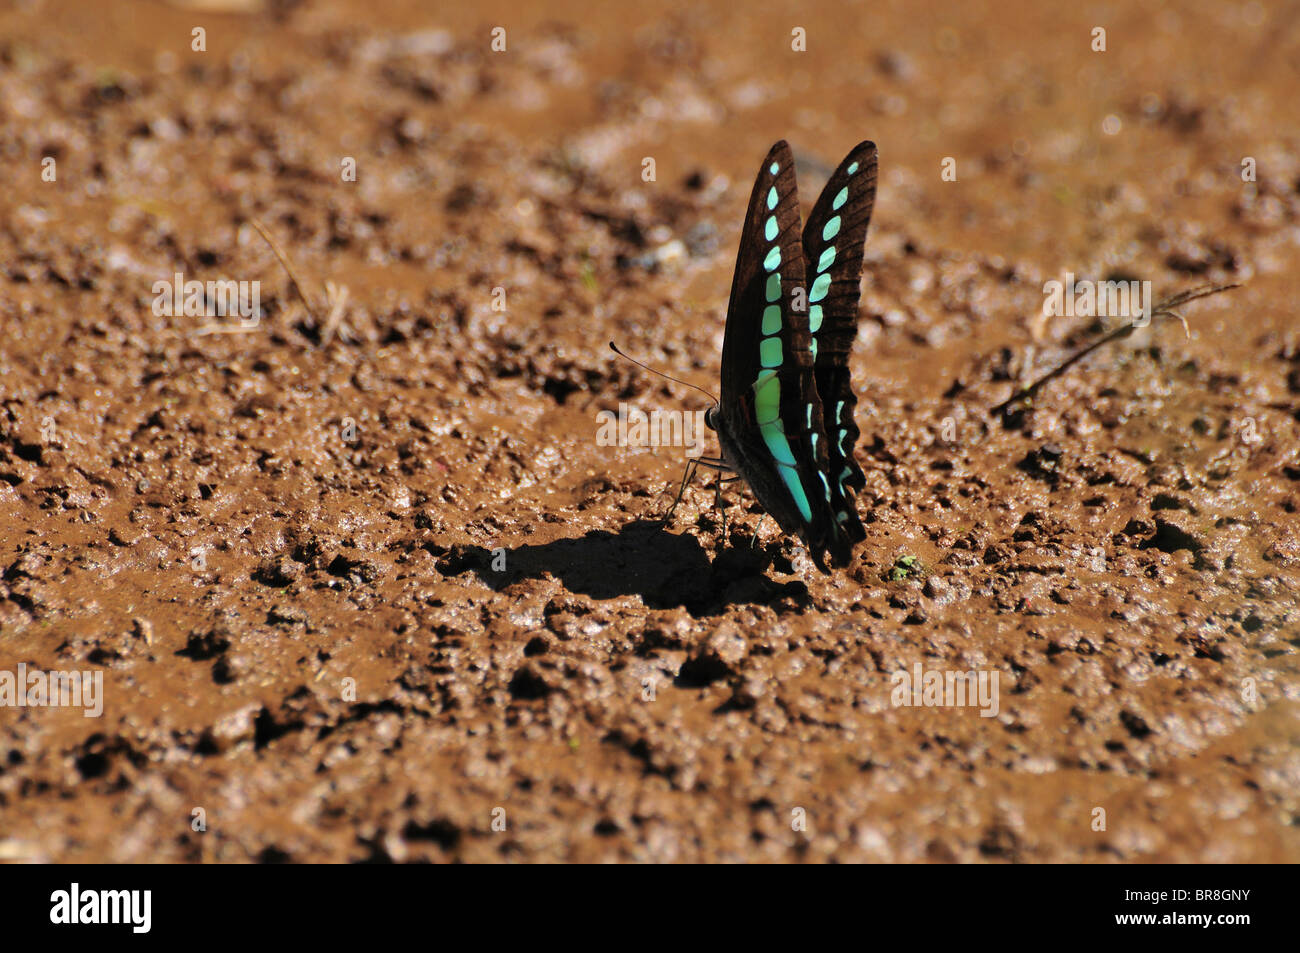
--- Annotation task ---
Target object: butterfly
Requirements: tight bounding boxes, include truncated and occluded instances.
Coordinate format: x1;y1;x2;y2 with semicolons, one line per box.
666;140;878;573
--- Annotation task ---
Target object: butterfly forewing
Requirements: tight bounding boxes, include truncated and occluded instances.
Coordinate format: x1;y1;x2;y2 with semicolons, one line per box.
801;140;878;545
718;140;841;566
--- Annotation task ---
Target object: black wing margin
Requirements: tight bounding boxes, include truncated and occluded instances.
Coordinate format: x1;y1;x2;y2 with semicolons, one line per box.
801;140;877;555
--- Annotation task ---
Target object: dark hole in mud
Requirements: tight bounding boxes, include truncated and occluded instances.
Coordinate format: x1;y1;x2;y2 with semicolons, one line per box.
402;818;461;850
253;707;304;750
1017;444;1064;483
1120;710;1153;740
85;647;120;665
1140;519;1204;554
11;439;43;464
211;657;238;685
176;627;231;661
325;554;379;583
75;750;110;780
1151;493;1194;512
541;376;582;404
355;840;396;865
72;734;144;783
674;653;732;688
508;666;551;700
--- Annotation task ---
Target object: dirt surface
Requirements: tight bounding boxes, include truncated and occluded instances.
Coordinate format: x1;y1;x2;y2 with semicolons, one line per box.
1;0;1298;863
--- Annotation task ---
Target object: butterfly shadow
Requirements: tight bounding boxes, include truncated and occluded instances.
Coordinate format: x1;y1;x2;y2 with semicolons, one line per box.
436;520;810;616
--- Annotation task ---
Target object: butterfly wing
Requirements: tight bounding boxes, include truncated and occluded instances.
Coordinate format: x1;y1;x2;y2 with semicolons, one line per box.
800;140;878;549
717;140;843;570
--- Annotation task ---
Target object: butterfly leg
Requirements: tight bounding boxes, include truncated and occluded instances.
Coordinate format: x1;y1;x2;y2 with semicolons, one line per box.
750;513;766;548
660;455;733;527
659;457;729;527
712;474;745;539
715;471;727;539
658;458;699;528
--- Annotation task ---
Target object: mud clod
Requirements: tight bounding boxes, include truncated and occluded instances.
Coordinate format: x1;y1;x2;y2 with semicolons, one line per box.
0;0;1295;866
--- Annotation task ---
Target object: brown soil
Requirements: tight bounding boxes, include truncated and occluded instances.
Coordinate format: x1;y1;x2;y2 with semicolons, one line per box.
1;0;1298;863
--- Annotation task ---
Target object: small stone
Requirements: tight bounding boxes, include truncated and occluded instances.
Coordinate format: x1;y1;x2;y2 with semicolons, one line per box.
109;526;142;547
132;617;153;646
212;703;260;749
267;603;309;627
702;623;748;667
254;556;302;586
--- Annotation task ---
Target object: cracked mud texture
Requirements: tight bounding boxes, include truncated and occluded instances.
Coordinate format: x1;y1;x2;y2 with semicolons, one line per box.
1;0;1298;862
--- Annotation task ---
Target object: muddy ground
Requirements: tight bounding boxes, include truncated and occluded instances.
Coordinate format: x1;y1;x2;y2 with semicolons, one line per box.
0;0;1298;863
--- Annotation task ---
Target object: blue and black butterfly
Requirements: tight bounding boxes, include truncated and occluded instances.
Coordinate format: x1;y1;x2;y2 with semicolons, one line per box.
666;140;878;573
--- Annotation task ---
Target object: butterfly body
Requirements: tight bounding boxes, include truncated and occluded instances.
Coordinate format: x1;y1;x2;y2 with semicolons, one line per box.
706;140;878;573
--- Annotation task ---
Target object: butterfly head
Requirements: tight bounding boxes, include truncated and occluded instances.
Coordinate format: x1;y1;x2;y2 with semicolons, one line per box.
704;405;719;432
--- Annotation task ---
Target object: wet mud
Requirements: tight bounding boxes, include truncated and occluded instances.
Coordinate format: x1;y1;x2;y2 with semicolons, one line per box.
0;0;1298;861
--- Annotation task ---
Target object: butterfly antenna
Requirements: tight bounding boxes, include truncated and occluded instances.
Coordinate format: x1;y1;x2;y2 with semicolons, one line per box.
609;342;719;406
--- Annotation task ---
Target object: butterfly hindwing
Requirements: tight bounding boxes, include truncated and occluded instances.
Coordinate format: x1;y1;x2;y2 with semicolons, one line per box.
718;140;842;569
801;140;878;546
